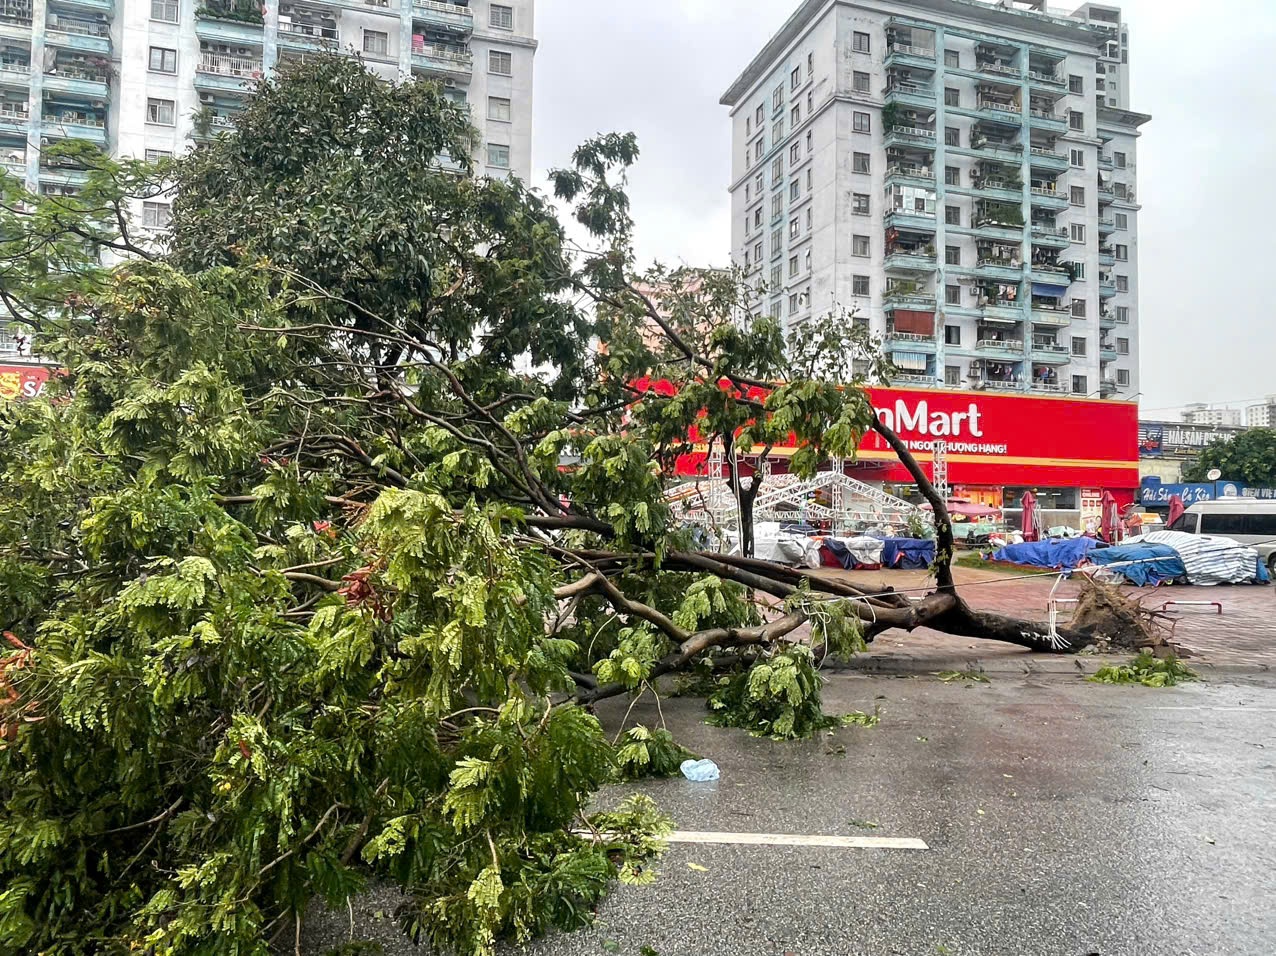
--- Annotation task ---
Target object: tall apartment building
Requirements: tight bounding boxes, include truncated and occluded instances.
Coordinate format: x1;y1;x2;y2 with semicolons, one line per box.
1182;403;1242;428
0;0;534;233
722;0;1147;400
1245;397;1276;429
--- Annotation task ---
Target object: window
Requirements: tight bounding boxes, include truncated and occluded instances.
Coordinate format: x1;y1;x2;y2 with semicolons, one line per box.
789;142;800;164
805;207;812;231
1116;275;1129;292
773;86;783;111
1117;337;1129;355
1070;186;1085;206
145;148;172;162
1072;262;1086;280
852;193;870;216
789;293;799;315
945;88;959;107
1201;513;1248;536
1070;223;1086;243
1116;368;1131;386
807;90;813;113
945;245;960;266
770;265;782;288
943;326;961;347
945;285;961;306
773;119;783;143
488;96;511;121
753;241;763;263
853;111;870;133
753;208;763;229
1072;375;1088;395
945;365;961;386
146;98;175;125
489;3;513;29
1115;244;1128;261
772;157;783;180
362;29;388;56
805;249;812;273
1070;148;1085;168
755;174;764;194
1114;151;1127;168
944;126;959;146
945;205;961;226
791;104;800;126
1071;336;1087;356
771;195;783;220
1114;183;1127;199
755;140;764;162
790;217;800;239
1115;212;1128;230
488;50;512;75
853;31;870;53
853;152;870;174
1071;299;1087;318
1116;306;1129;322
789;255;799;277
852;234;870;257
771;228;782;255
853;274;870;296
1069;74;1084;94
755;105;765;128
806;168;813;191
151;0;178;21
791;67;801;90
790;180;800;201
142;201;171;230
1069;111;1084;131
486;143;510;168
746;117;751;136
806;131;813;154
853;71;870;94
944;166;959;186
808;52;814;76
945;49;959;68
148;46;177;73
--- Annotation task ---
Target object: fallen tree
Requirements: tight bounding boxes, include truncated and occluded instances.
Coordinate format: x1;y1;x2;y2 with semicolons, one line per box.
0;55;1155;956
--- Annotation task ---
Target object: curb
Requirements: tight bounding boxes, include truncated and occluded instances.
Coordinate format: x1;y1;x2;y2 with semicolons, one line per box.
829;652;1274;680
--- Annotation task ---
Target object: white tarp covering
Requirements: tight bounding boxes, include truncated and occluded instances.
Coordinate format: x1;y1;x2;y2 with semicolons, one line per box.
732;522;821;568
1138;531;1260;586
829;535;886;567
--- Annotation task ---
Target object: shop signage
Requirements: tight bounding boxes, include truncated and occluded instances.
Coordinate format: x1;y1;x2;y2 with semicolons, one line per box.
0;365;52;400
1140;477;1276;505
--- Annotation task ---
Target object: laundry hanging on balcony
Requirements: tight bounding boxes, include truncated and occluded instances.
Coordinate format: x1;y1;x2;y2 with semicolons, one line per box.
892;351;930;372
1031;281;1069;298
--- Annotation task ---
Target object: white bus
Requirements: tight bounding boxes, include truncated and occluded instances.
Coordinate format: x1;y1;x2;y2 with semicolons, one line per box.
1169;499;1276;575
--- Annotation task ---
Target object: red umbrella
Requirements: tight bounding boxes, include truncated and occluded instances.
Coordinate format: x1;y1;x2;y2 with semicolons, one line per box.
1020;490;1040;542
1166;495;1186;529
1100;490;1120;543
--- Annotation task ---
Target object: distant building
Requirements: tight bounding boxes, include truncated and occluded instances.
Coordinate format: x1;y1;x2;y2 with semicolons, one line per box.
1245;397;1276;429
1181;403;1241;428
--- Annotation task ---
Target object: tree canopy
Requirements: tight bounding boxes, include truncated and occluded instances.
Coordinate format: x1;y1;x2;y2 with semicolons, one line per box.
1182;428;1276;487
0;55;1110;956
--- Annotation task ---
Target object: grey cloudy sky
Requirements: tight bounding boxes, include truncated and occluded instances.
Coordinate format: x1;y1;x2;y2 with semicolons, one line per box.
528;0;1276;414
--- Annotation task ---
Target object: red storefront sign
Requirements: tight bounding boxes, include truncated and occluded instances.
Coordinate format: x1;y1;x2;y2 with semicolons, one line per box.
652;381;1138;491
0;365;52;401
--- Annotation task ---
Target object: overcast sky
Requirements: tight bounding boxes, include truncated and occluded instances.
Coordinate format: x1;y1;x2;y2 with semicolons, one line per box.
528;0;1276;415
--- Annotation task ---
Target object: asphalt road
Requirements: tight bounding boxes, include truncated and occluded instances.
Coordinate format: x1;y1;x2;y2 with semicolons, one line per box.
305;674;1276;956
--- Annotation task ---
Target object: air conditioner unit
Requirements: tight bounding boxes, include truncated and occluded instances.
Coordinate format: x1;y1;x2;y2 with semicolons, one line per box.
444;78;457;88
198;91;215;105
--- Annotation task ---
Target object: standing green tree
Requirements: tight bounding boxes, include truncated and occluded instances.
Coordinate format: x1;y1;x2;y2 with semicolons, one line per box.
1182;428;1276;487
0;55;1126;956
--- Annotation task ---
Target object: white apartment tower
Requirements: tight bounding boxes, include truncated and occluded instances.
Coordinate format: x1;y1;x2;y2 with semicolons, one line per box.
0;0;535;206
722;0;1147;400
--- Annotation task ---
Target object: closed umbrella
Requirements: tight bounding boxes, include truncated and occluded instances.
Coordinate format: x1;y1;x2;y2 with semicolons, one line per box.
1167;495;1186;530
1020;490;1040;543
1100;490;1120;543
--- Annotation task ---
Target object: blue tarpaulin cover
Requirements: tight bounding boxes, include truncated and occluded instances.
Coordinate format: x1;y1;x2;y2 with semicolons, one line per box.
991;537;1099;570
1086;543;1187;587
882;537;937;570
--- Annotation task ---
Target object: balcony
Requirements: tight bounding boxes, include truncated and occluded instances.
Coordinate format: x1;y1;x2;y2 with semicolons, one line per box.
885;208;937;235
884;250;937;272
1030;225;1070;249
1027;68;1066;91
971;177;1023;202
1030;306;1073;328
1029;185;1068;210
970;377;1025;394
885;42;936;68
1030;263;1071;284
885;331;937;351
191;109;239;140
885;81;936;110
892;373;940;388
971;209;1024;241
1098;218;1117;236
885;163;935;186
42;67;109;99
884;125;937;151
38;163;89;185
982;303;1025;324
1098;246;1116;267
1100;380;1122;398
1098;153;1115;170
969;138;1022;163
0;104;27;134
1099;281;1117;299
195;12;263;43
410;42;473;82
1028;108;1066;131
411;0;473;35
41;112;106;143
977;61;1022;80
1100;343;1118;362
195;52;262;93
884;292;937;311
1097;185;1115;204
1099;311;1117;330
0;60;28;90
277;19;338;49
44;17;110;54
975;257;1023;282
976;98;1021;126
1030;381;1067;394
976;337;1024;356
54;0;113;11
1031;338;1070;364
0;11;32;40
1029;146;1069;173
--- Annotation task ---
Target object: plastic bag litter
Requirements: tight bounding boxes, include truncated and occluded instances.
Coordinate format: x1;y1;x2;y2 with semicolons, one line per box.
679;758;720;782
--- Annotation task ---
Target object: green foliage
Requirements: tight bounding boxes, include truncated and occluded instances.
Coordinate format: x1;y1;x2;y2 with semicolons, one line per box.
706;645;838;740
613;725;697;780
1089;653;1199;688
1181;428;1276;487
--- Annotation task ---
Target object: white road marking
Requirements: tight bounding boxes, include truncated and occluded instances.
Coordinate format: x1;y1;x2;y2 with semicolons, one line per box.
666;830;929;851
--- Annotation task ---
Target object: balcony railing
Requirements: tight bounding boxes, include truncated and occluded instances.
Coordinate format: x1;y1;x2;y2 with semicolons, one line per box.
1030;186;1062;198
46;18;109;36
47;65;108;82
415;0;469;13
198;52;262;76
1031;225;1069;239
886;163;934;180
887;81;934;98
888;43;934;59
886;331;934;344
978;338;1023;351
1029;108;1060;122
1031;382;1066;393
977;257;1020;270
43;113;104;127
1027;69;1064;86
277;20;337;41
978;62;1021;78
0;60;29;74
887;125;936;141
0;105;28;121
1030;146;1066;161
977;98;1020;114
893;373;938;386
412;42;473;66
1032;338;1068;353
974;178;1022;192
884;293;937;308
886;207;937;222
0;13;32;26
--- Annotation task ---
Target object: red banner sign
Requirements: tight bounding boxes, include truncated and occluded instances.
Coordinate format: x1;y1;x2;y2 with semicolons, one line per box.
0;365;52;401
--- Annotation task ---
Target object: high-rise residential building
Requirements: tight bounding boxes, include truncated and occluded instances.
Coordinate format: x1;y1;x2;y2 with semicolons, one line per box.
1182;403;1242;428
722;0;1147;400
0;0;534;239
1246;398;1276;429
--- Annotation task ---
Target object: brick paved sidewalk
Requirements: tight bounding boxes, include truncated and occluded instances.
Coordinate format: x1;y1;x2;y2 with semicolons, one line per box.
819;566;1276;678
